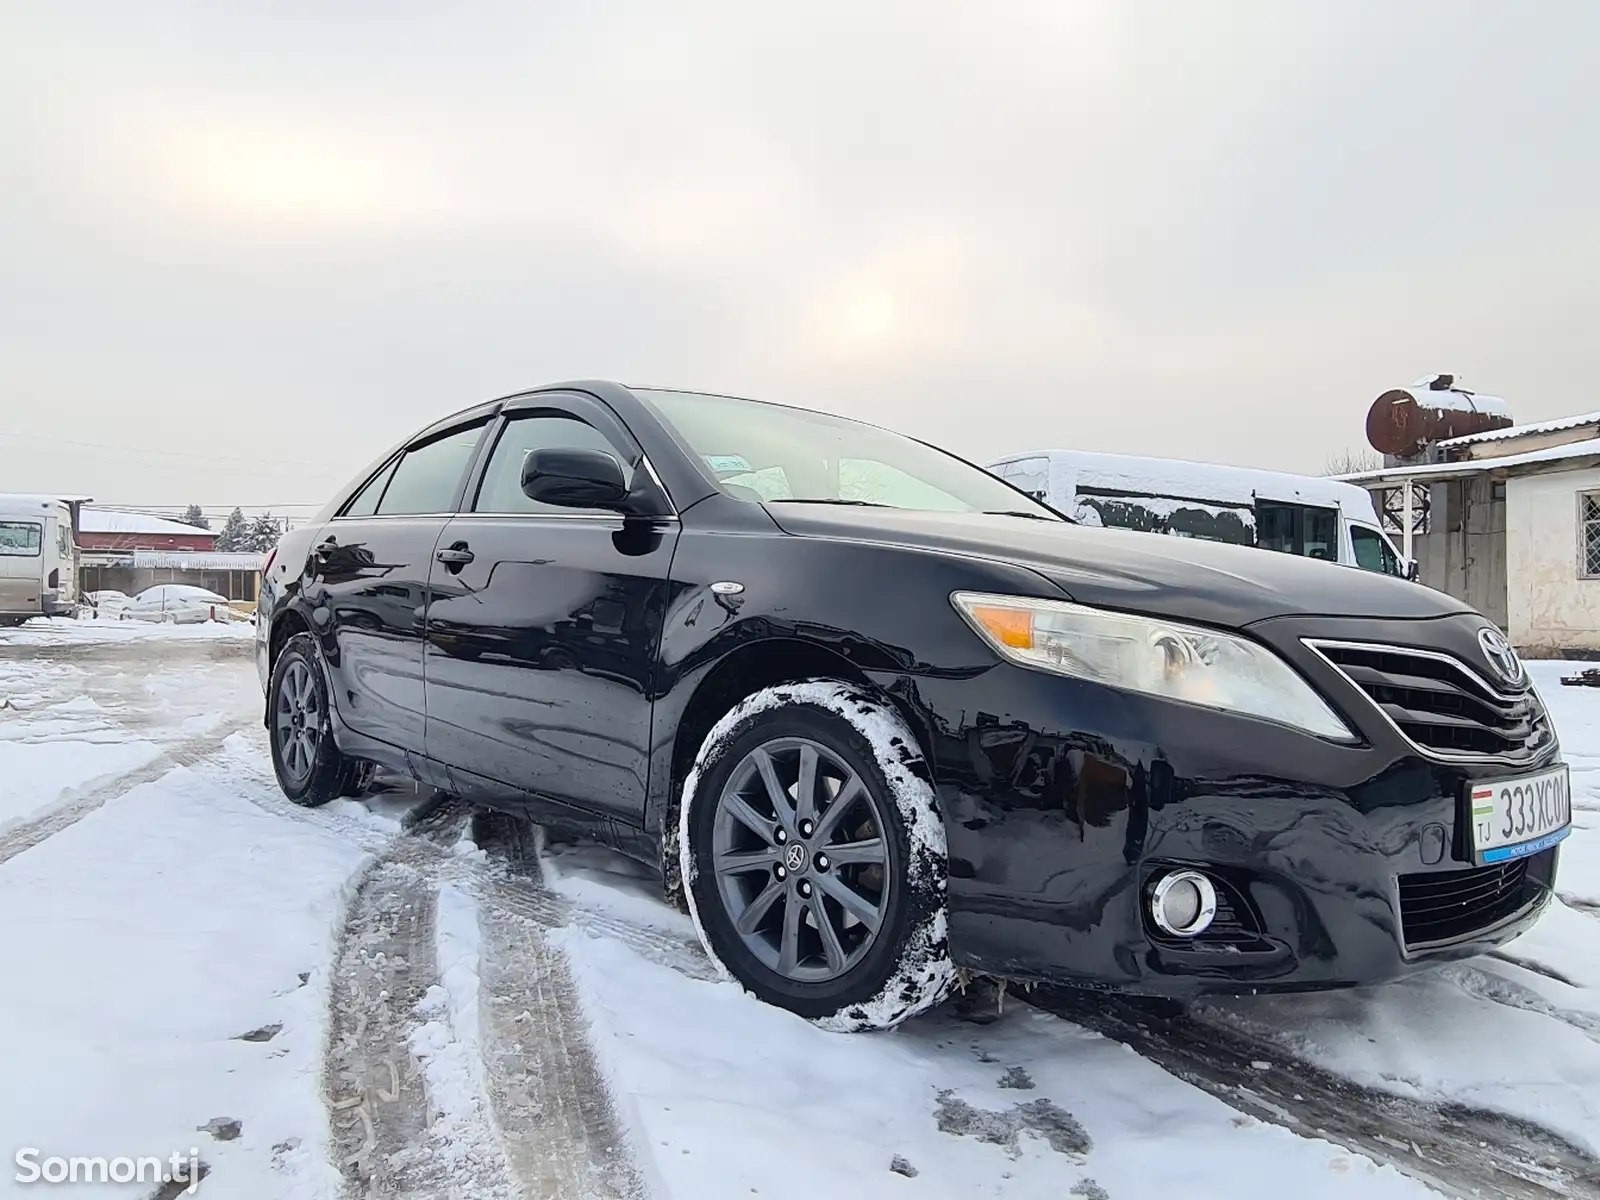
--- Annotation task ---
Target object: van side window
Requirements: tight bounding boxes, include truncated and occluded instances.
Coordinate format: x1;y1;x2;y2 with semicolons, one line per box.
1350;525;1404;576
0;522;42;556
1257;502;1339;561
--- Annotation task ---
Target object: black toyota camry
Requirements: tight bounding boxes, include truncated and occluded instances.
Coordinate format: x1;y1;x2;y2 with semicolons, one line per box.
256;381;1569;1030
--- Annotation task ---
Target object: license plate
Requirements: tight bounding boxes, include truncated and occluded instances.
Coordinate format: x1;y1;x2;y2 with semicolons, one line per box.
1468;765;1572;864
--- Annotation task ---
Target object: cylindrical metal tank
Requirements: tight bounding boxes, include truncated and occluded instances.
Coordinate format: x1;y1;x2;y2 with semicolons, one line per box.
1365;376;1513;459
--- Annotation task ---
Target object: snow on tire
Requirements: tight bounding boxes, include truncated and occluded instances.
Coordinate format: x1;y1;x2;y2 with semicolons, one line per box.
678;680;956;1032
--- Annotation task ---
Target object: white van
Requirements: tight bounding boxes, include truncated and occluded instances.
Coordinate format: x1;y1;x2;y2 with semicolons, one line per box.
985;450;1415;578
0;494;81;626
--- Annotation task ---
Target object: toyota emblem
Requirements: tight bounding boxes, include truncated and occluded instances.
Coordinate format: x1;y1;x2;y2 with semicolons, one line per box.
784;843;807;873
1477;627;1526;690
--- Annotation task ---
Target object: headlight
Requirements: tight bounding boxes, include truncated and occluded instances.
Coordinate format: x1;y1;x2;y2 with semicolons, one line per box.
952;591;1355;741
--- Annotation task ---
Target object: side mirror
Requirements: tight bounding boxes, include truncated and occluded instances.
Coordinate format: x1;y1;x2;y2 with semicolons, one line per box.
521;448;629;509
1405;559;1420;582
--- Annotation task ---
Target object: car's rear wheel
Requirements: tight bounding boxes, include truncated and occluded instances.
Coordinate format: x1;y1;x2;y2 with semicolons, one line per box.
269;632;359;807
680;680;956;1031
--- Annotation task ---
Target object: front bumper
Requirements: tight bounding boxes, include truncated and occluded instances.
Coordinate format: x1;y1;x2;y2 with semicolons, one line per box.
908;619;1562;997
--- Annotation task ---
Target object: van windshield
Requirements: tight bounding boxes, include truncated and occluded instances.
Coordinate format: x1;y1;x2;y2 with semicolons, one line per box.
639;390;1060;519
0;521;42;557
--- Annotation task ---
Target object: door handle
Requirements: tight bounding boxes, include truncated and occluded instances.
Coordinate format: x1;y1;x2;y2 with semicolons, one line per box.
436;545;475;567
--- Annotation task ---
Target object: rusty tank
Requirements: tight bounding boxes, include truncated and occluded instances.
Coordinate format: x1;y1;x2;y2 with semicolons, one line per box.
1366;374;1513;460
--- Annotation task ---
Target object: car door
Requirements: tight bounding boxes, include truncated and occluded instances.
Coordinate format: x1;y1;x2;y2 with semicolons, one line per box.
310;417;490;752
422;395;679;825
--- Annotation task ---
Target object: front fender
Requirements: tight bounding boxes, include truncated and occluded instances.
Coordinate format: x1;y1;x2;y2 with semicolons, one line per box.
644;515;1068;836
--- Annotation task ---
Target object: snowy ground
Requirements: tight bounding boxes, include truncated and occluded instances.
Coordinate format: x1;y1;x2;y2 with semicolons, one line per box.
0;618;1597;1199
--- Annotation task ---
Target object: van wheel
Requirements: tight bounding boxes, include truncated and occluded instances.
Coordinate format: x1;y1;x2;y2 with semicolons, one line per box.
269;633;355;807
679;680;956;1032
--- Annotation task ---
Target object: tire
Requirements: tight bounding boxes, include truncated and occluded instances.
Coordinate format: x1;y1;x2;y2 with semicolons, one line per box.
679;680;956;1032
268;633;358;807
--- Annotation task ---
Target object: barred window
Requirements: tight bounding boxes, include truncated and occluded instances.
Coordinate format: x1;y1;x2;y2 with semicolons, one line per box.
1583;493;1600;578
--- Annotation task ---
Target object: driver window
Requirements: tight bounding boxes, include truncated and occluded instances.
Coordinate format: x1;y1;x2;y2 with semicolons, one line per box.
1350;525;1404;576
474;414;634;514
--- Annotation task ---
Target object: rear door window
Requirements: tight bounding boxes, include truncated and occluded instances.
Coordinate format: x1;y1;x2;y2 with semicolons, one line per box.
375;424;488;516
343;459;400;518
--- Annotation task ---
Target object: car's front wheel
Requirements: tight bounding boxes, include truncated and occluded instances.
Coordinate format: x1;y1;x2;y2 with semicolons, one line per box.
269;632;362;807
679;680;956;1032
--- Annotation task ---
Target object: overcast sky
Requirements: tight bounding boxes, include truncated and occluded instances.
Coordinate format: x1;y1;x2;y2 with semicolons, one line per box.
1;1;1596;511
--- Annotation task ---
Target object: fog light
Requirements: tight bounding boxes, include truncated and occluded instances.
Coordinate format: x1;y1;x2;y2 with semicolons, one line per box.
1150;870;1218;937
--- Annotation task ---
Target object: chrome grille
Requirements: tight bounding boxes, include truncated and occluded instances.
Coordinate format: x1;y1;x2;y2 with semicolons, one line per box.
1307;640;1552;763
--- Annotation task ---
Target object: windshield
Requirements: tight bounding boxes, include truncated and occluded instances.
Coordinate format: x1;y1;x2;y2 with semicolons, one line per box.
638;389;1060;519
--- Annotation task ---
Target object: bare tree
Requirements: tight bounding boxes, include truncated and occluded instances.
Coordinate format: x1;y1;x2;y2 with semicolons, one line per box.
1324;447;1379;476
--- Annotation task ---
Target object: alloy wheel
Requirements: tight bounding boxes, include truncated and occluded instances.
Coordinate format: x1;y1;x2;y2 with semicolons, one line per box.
711;736;892;983
275;659;322;784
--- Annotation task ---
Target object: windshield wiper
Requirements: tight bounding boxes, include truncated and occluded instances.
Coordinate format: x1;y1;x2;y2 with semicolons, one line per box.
984;509;1068;522
768;499;889;508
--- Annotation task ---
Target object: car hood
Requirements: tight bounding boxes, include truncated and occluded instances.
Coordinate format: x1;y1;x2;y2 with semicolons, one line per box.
764;506;1472;628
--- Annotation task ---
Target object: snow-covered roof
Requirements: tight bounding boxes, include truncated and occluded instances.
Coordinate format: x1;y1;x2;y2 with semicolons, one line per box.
989;449;1376;514
1339;436;1600;485
79;509;214;536
1437;410;1600;449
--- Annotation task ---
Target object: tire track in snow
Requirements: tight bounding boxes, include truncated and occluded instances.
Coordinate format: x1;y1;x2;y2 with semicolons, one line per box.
0;725;251;867
219;738;710;979
325;861;517;1197
1442;962;1600;1044
1561;893;1600;921
213;743;653;1197
469;812;648;1196
1031;988;1600;1200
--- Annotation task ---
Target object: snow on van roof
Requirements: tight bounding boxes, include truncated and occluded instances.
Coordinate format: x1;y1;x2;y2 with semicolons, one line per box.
0;494;65;513
988;450;1378;515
